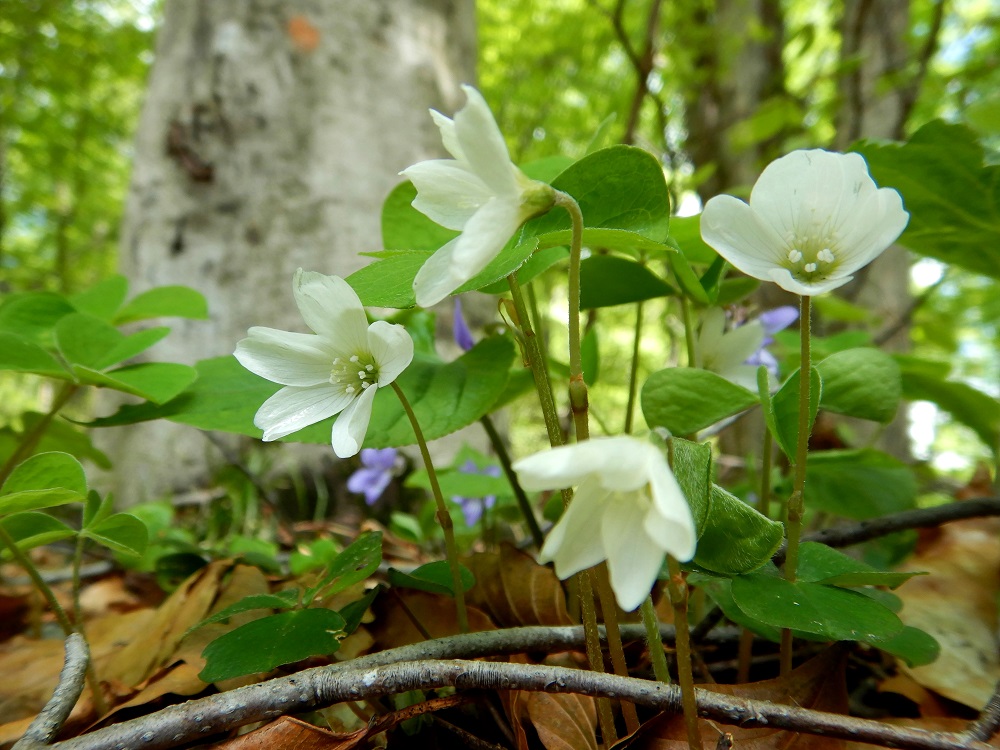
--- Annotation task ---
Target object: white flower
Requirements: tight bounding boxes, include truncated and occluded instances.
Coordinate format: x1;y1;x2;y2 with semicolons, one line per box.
700;150;909;296
696;308;766;391
234;269;413;458
513;436;696;612
402;85;555;308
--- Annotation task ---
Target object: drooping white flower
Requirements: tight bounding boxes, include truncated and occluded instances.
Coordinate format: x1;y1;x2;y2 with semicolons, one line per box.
235;269;413;458
402;85;556;308
700;150;908;296
513;436;696;612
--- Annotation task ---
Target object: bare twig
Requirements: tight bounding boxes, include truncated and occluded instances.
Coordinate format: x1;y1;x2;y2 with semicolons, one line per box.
14;634;89;750
964;680;1000;743
773;496;1000;566
48;659;992;750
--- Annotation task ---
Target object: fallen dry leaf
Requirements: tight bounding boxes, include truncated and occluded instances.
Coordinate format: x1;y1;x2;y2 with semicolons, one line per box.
896;517;1000;709
526;691;599;750
466;543;572;627
369;589;494;650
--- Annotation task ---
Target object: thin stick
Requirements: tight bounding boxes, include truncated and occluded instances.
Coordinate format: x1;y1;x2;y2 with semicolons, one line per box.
14;633;89;750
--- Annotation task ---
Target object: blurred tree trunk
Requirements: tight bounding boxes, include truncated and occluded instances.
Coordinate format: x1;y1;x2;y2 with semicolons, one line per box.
683;0;917;466
102;0;476;504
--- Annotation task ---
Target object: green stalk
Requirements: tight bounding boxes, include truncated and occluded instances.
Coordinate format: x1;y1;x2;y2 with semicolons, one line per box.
780;294;813;675
668;555;704;750
556;190;590;441
390;382;468;633
578;570;617;745
594;565;641;734
641;595;671;683
479;414;544;549
679;296;698;367
624;299;645;434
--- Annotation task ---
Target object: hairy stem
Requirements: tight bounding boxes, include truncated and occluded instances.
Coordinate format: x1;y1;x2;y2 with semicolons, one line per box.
391;382;468;633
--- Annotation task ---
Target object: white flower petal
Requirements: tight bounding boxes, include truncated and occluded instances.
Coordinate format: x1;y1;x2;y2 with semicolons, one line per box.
454;84;519;197
402;159;493;230
367;321;414;385
713;321;766;374
449;196;521;274
254;384;353;442
602;496;667;611
293;270;370;354
538;477;608;578
513;436;653;493
767;268;852;296
645;460;697;562
701;195;789;276
234;327;332;386
413;238;467;308
430;109;464;161
331;379;378;458
832;188;909;269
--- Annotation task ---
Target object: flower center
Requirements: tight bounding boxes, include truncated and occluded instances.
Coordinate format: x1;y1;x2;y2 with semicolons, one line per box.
782;230;841;281
330;353;379;396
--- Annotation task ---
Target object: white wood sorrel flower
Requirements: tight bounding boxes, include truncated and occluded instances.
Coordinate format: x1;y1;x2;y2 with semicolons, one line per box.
402;85;555;308
700;150;909;296
234;269;413;458
513;436;697;611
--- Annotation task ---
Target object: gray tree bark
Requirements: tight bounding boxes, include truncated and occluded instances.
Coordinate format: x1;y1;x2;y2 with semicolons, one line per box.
101;0;476;503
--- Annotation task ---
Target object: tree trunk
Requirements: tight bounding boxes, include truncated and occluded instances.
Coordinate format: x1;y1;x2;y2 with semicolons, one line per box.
101;0;476;504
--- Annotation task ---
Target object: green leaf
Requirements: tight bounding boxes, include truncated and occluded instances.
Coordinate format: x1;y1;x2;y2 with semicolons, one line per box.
805;450;917;519
94;327;171;369
406;467;509;499
817;348;901;423
306;531;382;602
339;586;380;635
388;561;475;596
82;513;148;556
579;255;674;308
871;626;940;667
769;367;822;458
689;573;782;641
82;490;114;528
2;452;87;496
642;368;758;436
347;250;428;308
71;362;198;403
730;570;904;642
478;246;569;294
0;333;70;378
693;486;784;575
797;542;921;589
527;145;671;248
191;590;300;632
667;215;719;264
898;362;1000;451
55;313;125;369
381;181;459;254
199;608;346;682
855;121;1000;279
0;417;110;471
0;293;75;344
0;512;76;553
668;438;712;534
69;275;129;321
0;489;85;515
666;251;712;304
114;286;208;323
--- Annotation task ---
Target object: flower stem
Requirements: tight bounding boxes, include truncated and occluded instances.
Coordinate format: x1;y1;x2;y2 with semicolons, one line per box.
578;570;617;745
624;299;645;434
555;190;590;442
506;273;565;459
781;294;813;675
478;415;544;549
641;595;671;684
594;565;641;734
668;555;703;750
390;382;468;634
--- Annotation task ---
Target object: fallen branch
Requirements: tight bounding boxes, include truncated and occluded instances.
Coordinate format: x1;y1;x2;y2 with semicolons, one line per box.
14;633;89;750
47;659;992;750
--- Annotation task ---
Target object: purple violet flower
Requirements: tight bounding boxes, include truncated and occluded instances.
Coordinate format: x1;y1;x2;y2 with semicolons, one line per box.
347;448;398;505
453;297;475;352
451;459;501;526
744;305;798;374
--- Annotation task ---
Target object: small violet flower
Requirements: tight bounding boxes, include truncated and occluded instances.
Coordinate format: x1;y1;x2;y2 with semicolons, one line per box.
514;436;696;612
234;269;414;458
402;85;556;308
450;460;501;526
700;149;908;296
453;297;475;352
347;448;399;506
